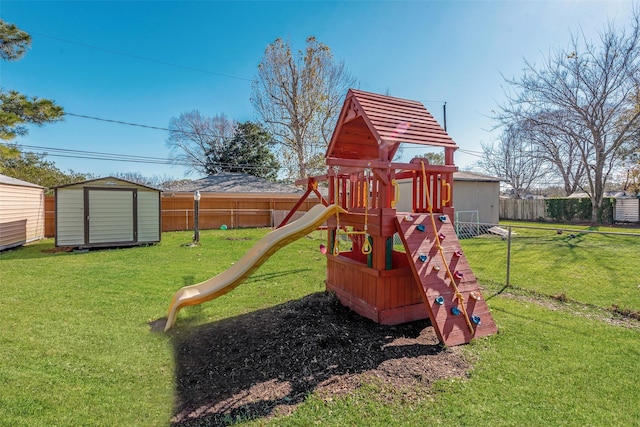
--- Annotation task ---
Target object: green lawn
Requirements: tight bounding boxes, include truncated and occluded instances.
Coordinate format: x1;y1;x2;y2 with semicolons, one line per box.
461;222;640;313
1;227;639;426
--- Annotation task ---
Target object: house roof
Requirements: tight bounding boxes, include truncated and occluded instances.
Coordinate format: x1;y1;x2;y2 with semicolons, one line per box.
454;171;501;182
0;173;44;189
52;176;160;191
326;89;457;161
162;172;303;194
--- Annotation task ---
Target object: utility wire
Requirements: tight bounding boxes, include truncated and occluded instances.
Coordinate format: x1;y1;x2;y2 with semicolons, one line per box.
65;112;234;140
15;143;280;170
28;30;253;82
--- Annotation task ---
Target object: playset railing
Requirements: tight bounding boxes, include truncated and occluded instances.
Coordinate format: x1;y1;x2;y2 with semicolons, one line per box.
325;158;455;214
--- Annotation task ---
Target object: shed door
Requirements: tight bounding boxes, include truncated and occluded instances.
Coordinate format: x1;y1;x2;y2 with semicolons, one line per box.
86;189;136;244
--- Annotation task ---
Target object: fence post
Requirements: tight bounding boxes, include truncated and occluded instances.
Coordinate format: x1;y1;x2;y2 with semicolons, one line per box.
506;226;512;288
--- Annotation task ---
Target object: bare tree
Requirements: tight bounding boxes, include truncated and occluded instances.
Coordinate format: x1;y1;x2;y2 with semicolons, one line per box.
498;6;640;222
520;110;588;196
166;111;236;175
251;36;357;180
479;123;548;198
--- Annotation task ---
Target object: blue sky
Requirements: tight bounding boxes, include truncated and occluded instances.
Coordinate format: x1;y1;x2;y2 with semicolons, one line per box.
1;0;636;180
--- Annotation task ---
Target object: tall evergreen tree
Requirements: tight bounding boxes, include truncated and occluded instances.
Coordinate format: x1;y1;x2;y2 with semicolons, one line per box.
0;20;64;157
208;121;280;180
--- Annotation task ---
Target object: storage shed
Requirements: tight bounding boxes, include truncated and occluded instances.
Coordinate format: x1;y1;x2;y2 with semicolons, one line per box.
0;174;45;251
54;177;161;248
397;171;500;224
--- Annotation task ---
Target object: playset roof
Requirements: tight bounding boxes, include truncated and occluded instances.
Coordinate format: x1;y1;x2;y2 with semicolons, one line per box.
326;89;457;161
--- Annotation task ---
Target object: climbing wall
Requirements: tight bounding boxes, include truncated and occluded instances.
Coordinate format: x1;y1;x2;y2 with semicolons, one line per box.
395;213;498;346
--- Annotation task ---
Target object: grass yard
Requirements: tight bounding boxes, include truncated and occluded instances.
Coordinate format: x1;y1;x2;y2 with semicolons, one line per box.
461;222;640;314
1;226;639;426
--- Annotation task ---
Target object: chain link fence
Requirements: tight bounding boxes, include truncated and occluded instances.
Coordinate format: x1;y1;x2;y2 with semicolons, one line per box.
455;221;640;316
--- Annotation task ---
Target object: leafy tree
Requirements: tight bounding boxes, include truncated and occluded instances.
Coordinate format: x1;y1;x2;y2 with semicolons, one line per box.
413;152;445;165
166;111;236;175
251;36;357;180
0;20;64;151
208;121;280;180
0;146;89;190
497;6;640;221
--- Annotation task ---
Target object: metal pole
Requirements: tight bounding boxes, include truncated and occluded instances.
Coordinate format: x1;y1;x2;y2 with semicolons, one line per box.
443;102;447;131
193;190;200;243
506;226;512;288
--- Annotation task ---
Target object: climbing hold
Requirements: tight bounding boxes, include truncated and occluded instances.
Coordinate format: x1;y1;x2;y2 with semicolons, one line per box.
319;244;327;254
405;214;414;221
433;264;441;271
220;224;228;230
471;315;481;325
469;292;481;300
416;224;426;232
454;250;463;257
438;215;447;223
435;296;445;305
453;271;464;280
418;254;428;262
438;233;446;241
451;307;461;316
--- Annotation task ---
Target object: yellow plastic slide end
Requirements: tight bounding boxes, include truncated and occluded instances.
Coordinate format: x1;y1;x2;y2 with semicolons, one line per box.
164;204;346;331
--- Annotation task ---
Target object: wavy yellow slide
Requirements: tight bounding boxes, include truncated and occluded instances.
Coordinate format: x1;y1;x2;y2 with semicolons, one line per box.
164;203;346;331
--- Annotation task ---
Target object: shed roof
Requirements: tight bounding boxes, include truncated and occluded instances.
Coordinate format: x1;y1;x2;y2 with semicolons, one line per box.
454;171;501;182
52;176;160;191
162;172;303;194
0;173;44;189
326;89;457;161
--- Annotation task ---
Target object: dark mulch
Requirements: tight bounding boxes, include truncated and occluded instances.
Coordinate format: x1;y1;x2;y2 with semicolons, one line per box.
166;292;469;426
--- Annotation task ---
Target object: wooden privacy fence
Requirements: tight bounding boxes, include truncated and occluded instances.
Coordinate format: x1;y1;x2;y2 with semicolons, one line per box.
44;194;320;237
499;197;639;223
499;199;547;221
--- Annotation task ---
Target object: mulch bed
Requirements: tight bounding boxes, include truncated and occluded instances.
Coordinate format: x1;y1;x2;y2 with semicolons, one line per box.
166;291;469;426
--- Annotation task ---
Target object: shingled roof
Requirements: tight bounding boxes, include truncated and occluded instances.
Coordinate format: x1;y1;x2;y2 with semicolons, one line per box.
326;89;457;161
162;172;303;194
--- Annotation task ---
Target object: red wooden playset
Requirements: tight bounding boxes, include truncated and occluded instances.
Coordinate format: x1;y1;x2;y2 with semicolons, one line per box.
284;89;498;346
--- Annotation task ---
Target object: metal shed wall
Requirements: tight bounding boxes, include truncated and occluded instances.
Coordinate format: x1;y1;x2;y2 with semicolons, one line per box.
396;175;500;224
0;176;45;250
615;198;640;223
55;177;160;248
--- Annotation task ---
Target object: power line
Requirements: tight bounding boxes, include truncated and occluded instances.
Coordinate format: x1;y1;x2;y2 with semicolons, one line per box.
65;112;232;140
15;143;280;171
66;112;173;132
28;30;253;82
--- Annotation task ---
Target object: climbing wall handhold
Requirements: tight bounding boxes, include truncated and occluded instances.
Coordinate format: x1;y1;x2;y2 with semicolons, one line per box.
405;214;414;221
438;232;446;241
454;250;463;257
438;215;447;222
471;315;481;325
453;271;464;280
433;264;441;271
416;224;426;232
418;254;428;262
469;292;481;300
435;296;445;305
451;307;461;316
